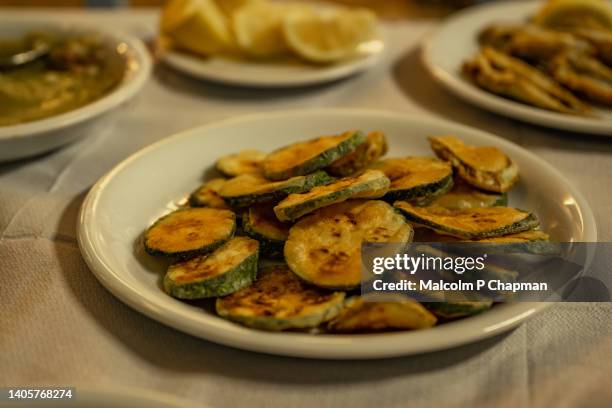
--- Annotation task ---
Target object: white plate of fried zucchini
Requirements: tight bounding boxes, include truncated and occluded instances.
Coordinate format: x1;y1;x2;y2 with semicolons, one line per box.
422;0;612;135
77;109;596;359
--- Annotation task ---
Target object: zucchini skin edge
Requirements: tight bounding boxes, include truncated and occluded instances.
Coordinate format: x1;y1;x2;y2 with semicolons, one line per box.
264;131;367;181
223;171;334;208
394;206;539;239
163;249;259;299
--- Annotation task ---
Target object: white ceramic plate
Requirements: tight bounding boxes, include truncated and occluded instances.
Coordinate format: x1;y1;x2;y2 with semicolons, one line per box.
77;109;596;359
1;386;202;408
0;19;152;162
422;0;612;135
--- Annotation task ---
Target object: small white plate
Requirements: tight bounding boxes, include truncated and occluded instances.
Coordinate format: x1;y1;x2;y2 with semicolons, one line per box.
0;19;151;162
77;109;596;359
160;36;384;88
422;0;612;135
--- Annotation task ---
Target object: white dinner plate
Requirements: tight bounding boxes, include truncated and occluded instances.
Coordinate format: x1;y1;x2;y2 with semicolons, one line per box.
77;109;596;359
422;0;612;135
0;19;151;162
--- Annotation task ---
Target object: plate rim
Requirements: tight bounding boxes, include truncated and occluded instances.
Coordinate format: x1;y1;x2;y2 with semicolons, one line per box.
77;108;597;359
0;18;152;140
421;0;612;136
159;34;385;88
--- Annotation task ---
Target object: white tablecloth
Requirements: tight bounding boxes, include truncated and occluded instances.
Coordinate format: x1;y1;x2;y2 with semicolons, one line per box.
1;8;611;408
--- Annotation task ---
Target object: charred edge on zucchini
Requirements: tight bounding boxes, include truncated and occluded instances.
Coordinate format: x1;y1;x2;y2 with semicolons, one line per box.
262;130;367;181
163;236;259;299
215;265;345;331
144;207;236;258
284;200;413;290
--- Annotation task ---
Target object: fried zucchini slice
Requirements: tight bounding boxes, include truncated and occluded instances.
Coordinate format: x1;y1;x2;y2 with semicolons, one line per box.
219;170;333;208
273;169;390;222
429;136;519;193
394;201;539;239
164;237;259;299
327;131;388;177
285;200;413;290
424;300;493;320
243;204;291;258
476;230;549;243
144;208;236;258
262;130;366;180
216;265;345;331
475;230;556;254
216;149;266;177
371;157;453;203
427;180;507;210
188;178;229;208
327;296;437;333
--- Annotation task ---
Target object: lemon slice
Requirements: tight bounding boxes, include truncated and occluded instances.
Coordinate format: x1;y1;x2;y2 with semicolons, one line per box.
233;2;313;57
283;8;378;64
161;0;233;56
534;0;612;29
214;0;263;18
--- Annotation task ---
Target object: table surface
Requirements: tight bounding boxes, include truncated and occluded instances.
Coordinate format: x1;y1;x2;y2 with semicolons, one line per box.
1;8;612;408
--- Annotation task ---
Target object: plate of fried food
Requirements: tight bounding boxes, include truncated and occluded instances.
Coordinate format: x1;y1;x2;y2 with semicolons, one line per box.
157;0;384;87
423;0;612;135
77;109;595;359
0;19;150;161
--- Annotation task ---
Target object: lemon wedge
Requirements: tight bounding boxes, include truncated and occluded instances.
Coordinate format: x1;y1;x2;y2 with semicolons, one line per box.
233;2;314;57
160;0;233;56
534;0;612;29
283;8;378;64
214;0;263;18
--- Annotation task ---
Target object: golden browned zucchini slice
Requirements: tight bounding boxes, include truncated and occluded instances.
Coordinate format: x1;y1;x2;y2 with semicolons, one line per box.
273;169;390;222
327;296;437;333
144;208;236;258
188;178;229;208
163;236;259;299
371;157;453;203
216;149;266;177
327;131;388;177
216;265;345;331
429;136;519;193
262;130;366;180
428;180;507;210
219;170;333;208
394;201;538;239
285;200;413;290
242;204;291;258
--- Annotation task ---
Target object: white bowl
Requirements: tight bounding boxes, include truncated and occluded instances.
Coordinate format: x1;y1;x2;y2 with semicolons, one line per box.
77;109;596;359
0;19;152;162
422;0;612;135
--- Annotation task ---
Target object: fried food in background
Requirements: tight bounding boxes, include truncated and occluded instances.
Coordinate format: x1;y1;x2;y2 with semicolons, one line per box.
464;0;612;113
